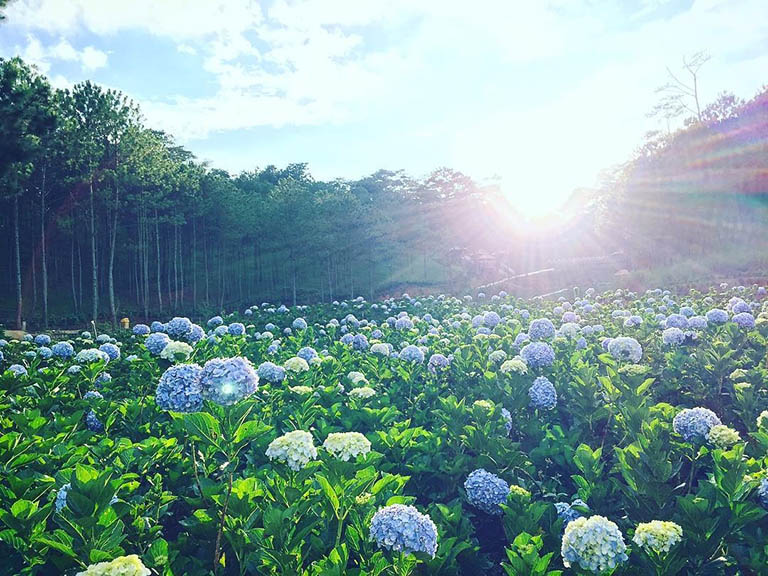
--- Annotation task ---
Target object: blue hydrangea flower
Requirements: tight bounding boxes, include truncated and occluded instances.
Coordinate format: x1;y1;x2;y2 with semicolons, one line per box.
464;469;510;515
145;333;170;355
729;298;751;314
483;311;501;328
265;322;277;332
298;346;318;362
95;372;112;387
75;348;110;364
67;365;82;374
228;322;246;336
673;407;721;442
38;346;53;360
514;332;530;347
132;324;150;336
501;407;513;435
528;376;557;410
50;342;74;359
99;343;120;361
428;353;450;373
166;317;193;338
84;390;103;400
150;321;166;333
369;504;438;557
200;357;259;406
267;343;280;355
214;325;229;336
8;364;27;376
520;342;555;369
292;317;308;331
400;345;424;364
207;316;224;328
185;324;205;344
55;483;70;512
555;498;588;527
687;316;708;330
759;478;768;508
257;361;286;384
732;312;755;329
623;315;642;328
352;333;369;351
86;410;104;432
706;309;729;324
395;317;414;330
156;364;203;412
662;327;685;346
665;314;689;329
34;334;51;346
607;337;642;363
96;334;111;344
528;318;556;341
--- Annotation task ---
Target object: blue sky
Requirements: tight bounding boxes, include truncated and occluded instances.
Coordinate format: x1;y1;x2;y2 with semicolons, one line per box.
1;0;767;215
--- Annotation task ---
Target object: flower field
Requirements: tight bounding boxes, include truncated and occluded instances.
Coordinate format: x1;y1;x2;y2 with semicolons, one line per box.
2;285;768;576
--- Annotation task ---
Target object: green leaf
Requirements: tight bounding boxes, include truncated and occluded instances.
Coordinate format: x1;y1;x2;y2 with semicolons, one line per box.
316;475;340;516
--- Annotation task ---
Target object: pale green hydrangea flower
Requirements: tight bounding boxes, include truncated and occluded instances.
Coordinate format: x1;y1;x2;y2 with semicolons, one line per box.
632;520;682;554
323;432;371;461
266;430;317;471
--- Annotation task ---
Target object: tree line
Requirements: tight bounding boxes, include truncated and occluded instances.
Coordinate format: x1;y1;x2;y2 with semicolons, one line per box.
2;55;767;329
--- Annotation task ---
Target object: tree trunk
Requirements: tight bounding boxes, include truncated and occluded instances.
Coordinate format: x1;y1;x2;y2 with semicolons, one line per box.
108;180;119;327
41;165;48;328
192;217;197;310
155;209;162;311
13;195;23;330
71;233;78;316
89;179;98;323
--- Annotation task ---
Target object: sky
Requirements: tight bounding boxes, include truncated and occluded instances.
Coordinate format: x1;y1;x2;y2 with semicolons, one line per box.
1;0;767;216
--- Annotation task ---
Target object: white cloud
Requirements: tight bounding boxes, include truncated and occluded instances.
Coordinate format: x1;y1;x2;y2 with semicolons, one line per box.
80;45;108;70
50;39;78;61
177;44;198;56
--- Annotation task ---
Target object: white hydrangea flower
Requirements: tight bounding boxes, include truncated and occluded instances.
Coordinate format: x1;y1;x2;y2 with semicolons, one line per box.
349;386;376;400
284;356;310;373
266;430;317;471
323;432;371;461
632;520;682;554
160;340;193;361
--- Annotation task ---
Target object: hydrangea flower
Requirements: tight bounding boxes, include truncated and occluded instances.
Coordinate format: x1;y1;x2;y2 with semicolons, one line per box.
156;364;203;412
352;333;369;351
160;340;193;361
706;308;729;324
707;424;741;449
513;332;530;347
290;385;313;395
67;365;82;374
688;316;708;330
266;430;317;471
555;499;588;527
166;317;193;338
500;357;528;374
520;342;555;369
632;521;682;555
759;478;768;508
464;469;510;515
257;361;286;383
185;324;205;344
145;333;171;356
732;312;755;329
662;327;685;346
52;342;74;358
75;555;150;576
483;311;501;328
665;314;689;329
292;317;308;331
528;376;557;410
323;432;371;461
673;407;721;442
561;515;628;573
400;345;425;364
34;334;51;346
489;350;507;364
207;316;224;328
369;504;438;557
427;353;450;373
371;342;391;356
85;410;104;433
284;356;310;373
37;346;53;360
99;343;120;361
607;337;642;363
501;407;513;435
395;317;414;330
297;346;318;362
55;483;70;512
150;321;166;333
528;318;556;341
200;357;259;406
349;386;376;400
84;390;103;400
75;348;110;364
132;323;150;336
226;322;245;336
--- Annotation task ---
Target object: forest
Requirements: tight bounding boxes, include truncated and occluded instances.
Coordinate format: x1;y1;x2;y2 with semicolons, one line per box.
1;56;767;329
